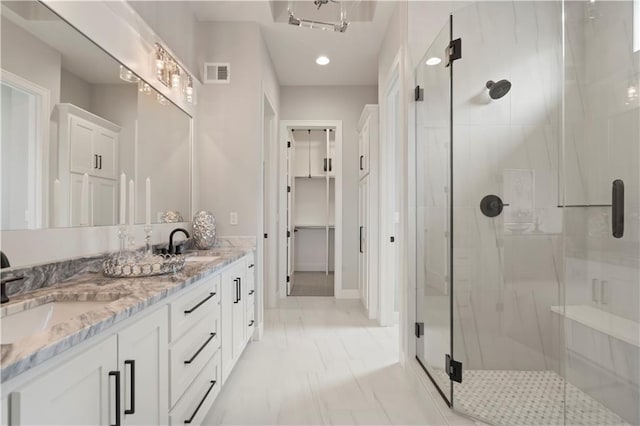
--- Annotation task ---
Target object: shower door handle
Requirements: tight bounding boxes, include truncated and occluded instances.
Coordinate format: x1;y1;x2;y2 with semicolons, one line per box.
612;179;624;238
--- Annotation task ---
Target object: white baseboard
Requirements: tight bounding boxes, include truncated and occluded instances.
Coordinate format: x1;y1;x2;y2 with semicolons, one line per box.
336;289;360;299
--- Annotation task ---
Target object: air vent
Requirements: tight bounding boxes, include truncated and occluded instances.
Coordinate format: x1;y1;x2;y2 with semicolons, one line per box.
204;63;230;84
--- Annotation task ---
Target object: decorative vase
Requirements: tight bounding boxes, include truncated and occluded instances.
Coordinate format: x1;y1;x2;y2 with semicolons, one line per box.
192;211;216;249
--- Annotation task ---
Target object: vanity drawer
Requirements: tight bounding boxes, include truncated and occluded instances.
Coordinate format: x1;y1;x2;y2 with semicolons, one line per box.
170;309;220;407
170;350;221;426
169;275;220;342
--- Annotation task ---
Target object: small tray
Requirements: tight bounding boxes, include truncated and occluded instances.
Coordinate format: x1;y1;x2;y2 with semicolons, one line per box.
102;253;185;278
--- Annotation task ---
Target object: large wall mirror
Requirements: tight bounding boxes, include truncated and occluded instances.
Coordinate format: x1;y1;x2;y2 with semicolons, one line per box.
1;0;191;231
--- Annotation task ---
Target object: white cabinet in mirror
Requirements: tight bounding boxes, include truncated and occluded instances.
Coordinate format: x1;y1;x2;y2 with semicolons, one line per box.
0;0;191;231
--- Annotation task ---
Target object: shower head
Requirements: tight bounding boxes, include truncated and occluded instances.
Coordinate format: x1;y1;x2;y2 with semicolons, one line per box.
486;79;512;100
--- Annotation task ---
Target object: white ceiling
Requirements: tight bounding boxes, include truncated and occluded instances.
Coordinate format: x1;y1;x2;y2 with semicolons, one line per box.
189;1;396;86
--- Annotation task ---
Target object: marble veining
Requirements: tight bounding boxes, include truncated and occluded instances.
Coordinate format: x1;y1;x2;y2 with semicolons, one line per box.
0;247;253;383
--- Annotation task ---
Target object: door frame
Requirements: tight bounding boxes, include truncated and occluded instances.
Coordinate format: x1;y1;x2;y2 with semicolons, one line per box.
260;91;278;322
1;68;50;229
277;120;343;299
379;54;403;327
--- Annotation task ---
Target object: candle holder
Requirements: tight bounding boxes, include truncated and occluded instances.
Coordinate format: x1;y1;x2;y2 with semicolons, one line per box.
127;224;136;252
144;225;153;256
117;225;128;265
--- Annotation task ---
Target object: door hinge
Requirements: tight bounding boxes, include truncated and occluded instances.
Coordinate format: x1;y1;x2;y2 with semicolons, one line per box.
287;185;291;193
445;354;463;383
390;236;395;243
287;230;291;238
415;85;424;102
415;322;424;338
287;141;291;148
287;275;290;283
264;233;268;239
446;38;462;67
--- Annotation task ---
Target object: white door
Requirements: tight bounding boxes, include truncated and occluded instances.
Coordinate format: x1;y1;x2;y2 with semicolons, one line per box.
286;138;295;295
12;335;117;425
359;177;369;309
93;130;117;179
93;177;117;226
69;116;94;175
118;308;169;426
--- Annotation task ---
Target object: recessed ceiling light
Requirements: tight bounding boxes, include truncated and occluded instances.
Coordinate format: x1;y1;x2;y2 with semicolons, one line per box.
425;57;442;66
316;56;330;66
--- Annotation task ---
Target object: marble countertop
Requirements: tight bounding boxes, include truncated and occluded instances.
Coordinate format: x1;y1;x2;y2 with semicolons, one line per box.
1;247;253;383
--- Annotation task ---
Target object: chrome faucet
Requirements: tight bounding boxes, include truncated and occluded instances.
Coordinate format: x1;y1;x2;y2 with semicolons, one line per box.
168;228;190;255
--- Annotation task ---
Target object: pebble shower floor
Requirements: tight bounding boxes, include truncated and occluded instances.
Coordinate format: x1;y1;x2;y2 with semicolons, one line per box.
436;370;629;426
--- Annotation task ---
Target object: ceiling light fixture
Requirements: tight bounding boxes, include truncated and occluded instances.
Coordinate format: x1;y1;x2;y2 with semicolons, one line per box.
316;56;330;66
288;11;348;33
425;57;442;66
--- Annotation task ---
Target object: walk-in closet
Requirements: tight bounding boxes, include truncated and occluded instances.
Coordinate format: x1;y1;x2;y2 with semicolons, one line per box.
287;127;336;296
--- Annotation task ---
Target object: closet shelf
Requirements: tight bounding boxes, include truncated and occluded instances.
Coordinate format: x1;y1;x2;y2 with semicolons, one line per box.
295;224;335;229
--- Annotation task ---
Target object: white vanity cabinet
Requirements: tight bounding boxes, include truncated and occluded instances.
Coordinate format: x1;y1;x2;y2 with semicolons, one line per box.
3;253;255;426
118;308;169;426
8;307;169;426
245;253;256;338
9;335;117;426
221;257;254;384
168;274;221;426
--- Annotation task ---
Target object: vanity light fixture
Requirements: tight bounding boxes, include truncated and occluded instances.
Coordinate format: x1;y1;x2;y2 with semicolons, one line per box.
316;56;330;66
138;81;152;95
156;93;170;106
425;57;442;66
154;43;195;104
119;65;140;83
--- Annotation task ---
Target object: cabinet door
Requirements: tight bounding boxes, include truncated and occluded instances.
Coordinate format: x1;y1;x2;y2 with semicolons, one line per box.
233;265;246;358
69;116;95;175
11;335;117;425
70;173;89;226
93;177;117;226
94;130;118;179
118;308;169;426
245;255;256;338
221;266;235;383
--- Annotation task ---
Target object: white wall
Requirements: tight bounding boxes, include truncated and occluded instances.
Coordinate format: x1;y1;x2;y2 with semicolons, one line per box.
60;69;91;111
195;22;279;236
280;86;377;291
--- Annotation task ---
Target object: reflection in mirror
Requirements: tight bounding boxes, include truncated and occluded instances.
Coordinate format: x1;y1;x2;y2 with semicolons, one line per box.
0;1;191;231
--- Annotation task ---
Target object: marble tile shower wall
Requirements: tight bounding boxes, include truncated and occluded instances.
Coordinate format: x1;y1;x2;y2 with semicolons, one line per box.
563;1;640;424
447;1;564;372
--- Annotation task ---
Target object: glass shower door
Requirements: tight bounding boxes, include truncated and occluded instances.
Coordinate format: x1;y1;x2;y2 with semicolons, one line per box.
415;18;452;404
449;2;566;424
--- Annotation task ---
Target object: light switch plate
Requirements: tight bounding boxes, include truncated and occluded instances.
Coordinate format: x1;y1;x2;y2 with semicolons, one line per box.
230;212;238;225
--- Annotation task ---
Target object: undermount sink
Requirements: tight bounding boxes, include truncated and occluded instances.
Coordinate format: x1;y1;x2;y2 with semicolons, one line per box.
1;300;111;344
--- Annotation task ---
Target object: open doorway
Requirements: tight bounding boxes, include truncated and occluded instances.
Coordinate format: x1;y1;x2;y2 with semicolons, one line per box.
278;120;343;299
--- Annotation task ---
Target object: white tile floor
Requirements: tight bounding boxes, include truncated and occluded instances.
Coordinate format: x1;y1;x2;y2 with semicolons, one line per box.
203;297;476;425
